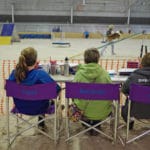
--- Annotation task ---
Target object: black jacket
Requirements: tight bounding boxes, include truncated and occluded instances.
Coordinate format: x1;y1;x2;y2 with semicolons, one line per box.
121;67;150;119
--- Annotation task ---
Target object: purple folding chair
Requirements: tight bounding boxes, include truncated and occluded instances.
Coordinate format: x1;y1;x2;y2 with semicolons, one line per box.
5;80;60;148
65;82;120;142
126;84;150;144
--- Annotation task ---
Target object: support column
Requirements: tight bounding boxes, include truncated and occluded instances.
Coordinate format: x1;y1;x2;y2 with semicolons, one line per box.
11;3;15;23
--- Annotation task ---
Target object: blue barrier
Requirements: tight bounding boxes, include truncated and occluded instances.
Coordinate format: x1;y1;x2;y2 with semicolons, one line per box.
1;23;14;36
19;34;51;39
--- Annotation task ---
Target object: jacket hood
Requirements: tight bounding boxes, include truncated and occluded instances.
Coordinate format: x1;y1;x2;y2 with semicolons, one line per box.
77;63;103;82
134;67;150;78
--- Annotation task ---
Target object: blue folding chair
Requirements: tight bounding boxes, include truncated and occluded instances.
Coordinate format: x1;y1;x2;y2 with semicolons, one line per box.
125;84;150;144
65;82;120;142
5;80;61;148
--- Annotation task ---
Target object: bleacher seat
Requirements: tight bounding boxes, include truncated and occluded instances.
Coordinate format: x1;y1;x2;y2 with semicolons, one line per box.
1;23;14;36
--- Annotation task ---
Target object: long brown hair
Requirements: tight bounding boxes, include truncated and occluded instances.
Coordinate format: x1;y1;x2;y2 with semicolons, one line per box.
15;47;37;83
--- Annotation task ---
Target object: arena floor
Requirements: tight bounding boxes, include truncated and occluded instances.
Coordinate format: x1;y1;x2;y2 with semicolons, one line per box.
0;37;150;60
0;38;150;150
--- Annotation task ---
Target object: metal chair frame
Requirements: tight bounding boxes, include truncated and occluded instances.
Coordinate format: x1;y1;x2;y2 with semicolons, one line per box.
126;84;150;144
5;80;61;149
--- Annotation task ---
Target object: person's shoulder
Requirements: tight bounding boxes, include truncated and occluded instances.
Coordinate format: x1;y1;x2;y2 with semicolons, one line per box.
132;68;144;74
32;68;53;83
32;68;49;76
10;69;15;73
8;69;16;80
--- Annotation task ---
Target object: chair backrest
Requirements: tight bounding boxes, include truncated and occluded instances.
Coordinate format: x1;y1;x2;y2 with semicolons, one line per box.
5;80;57;115
129;84;150;119
5;80;57;100
129;84;150;104
65;82;120;101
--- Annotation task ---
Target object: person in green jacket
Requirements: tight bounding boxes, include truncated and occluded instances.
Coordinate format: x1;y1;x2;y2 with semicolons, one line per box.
73;47;112;135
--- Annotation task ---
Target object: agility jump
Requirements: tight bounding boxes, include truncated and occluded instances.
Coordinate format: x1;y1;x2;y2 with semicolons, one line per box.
52;41;71;47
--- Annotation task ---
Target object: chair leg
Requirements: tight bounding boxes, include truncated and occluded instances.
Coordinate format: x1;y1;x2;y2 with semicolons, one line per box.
54;101;57;144
127;130;150;144
114;103;118;143
16;114;19;134
126;100;131;142
6;98;10;149
65;98;70;140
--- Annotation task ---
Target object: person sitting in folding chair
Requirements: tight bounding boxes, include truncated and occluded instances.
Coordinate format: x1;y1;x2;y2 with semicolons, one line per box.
72;48;112;136
121;52;150;130
8;47;61;131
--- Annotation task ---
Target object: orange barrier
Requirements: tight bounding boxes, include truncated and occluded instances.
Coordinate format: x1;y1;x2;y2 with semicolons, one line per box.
1;58;140;78
0;95;4;114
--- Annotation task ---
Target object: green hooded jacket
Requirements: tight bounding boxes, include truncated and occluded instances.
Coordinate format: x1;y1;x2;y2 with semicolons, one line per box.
73;63;112;120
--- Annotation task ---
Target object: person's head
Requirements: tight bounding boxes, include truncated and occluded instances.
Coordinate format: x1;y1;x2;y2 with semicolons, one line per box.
108;24;114;30
84;48;100;64
141;52;150;67
15;47;37;83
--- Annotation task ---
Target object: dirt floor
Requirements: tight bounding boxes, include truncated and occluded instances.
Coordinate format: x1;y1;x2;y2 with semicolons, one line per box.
0;38;150;150
0;116;150;150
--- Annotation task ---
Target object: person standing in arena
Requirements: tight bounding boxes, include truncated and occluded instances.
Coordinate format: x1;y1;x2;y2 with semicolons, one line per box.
101;25;116;56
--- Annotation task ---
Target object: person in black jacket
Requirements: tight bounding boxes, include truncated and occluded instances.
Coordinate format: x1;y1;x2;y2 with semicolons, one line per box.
121;52;150;130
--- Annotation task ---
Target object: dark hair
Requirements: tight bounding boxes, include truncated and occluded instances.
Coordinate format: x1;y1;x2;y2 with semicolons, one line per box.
141;52;150;67
84;48;100;64
15;47;37;83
